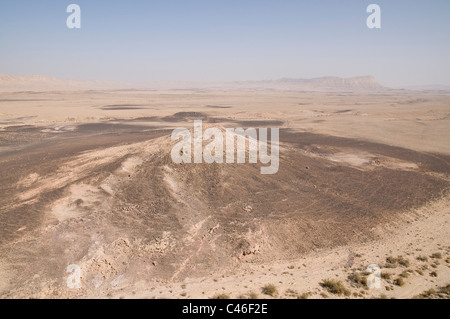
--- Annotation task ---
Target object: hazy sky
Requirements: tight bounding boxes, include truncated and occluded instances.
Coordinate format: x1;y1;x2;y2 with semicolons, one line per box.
0;0;449;87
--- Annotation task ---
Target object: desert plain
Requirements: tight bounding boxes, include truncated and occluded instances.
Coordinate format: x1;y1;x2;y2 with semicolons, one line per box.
0;85;449;299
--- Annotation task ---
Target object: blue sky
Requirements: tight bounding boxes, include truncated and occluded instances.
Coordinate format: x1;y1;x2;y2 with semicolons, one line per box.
0;0;449;86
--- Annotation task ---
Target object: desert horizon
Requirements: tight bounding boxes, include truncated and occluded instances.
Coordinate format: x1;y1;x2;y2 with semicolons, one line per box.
1;73;449;299
2;73;450;92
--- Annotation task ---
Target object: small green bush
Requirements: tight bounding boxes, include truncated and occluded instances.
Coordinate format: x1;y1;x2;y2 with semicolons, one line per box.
246;291;258;299
416;256;428;262
381;272;391;280
385;256;410;268
394;277;405;287
347;272;367;288
320;279;351;296
298;292;309;299
431;252;442;259
262;284;278;297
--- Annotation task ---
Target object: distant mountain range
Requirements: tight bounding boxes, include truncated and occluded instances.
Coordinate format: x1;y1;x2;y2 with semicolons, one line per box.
0;74;125;92
228;76;385;91
0;74;389;92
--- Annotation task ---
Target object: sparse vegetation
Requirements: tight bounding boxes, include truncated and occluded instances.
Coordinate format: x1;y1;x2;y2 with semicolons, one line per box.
414;284;450;299
416;255;428;262
262;284;278;297
385;256;397;268
430;252;442;259
430;271;438;277
384;256;410;268
414;288;436;299
298;292;309;299
372;294;388;299
381;272;391;280
248;291;259;299
347;272;367;289
213;293;230;299
320;279;351;296
394;277;405;287
238;292;259;299
397;256;410;267
400;270;410;278
284;289;298;298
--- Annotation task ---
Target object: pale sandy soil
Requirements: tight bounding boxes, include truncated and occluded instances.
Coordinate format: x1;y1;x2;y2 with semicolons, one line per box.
127;193;450;300
1;90;449;154
0;89;449;299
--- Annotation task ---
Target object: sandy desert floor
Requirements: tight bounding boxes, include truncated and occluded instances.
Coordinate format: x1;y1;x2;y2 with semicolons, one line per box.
0;89;449;299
